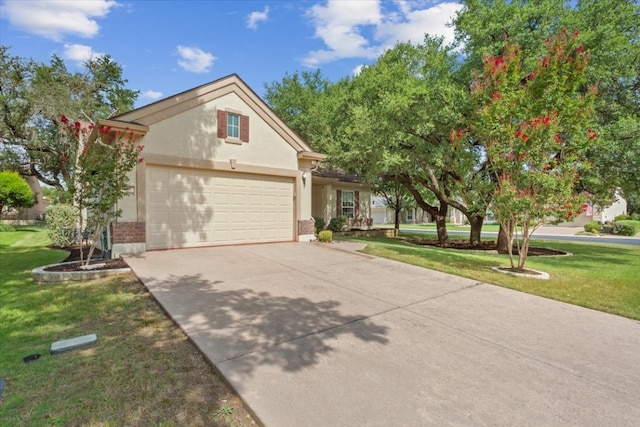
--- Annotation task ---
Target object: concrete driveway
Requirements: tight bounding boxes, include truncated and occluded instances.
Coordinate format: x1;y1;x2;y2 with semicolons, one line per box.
125;242;640;426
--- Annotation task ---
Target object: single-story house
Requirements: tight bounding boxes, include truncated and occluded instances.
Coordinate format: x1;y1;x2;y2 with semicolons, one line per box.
370;196;465;225
311;168;373;229
91;74;325;257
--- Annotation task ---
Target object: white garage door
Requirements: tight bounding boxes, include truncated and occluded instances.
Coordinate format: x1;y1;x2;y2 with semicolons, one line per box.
146;166;294;250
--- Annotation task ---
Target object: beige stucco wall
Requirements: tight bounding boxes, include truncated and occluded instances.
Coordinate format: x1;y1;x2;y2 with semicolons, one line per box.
117;168;138;222
142;92;298;171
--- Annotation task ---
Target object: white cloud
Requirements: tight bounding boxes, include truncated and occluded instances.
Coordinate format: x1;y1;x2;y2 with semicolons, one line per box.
63;43;104;65
376;2;463;46
247;6;269;30
176;45;215;73
304;0;382;66
352;64;365;76
303;1;462;67
1;0;119;41
141;90;163;100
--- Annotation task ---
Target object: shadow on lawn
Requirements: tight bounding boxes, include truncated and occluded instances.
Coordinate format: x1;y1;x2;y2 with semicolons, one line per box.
147;273;389;380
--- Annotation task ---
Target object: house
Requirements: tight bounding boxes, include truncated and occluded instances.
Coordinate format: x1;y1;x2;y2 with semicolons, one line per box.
557;194;627;226
93;74;325;257
370;195;465;225
311;168;373;229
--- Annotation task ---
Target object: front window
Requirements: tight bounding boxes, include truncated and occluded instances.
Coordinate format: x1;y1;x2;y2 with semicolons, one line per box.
227;113;240;139
406;209;414;221
341;191;355;218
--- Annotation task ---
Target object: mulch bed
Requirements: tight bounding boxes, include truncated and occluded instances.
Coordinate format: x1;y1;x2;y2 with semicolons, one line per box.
44;244;129;272
403;238;567;256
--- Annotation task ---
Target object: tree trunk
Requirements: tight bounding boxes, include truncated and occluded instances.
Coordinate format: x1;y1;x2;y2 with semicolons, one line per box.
468;215;484;246
394;205;401;231
497;222;511;254
435;202;449;245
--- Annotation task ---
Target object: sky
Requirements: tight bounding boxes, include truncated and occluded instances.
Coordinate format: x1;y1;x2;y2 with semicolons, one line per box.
0;0;462;108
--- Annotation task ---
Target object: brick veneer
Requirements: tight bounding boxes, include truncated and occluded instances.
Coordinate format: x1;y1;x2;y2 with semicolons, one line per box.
298;219;315;236
111;222;146;244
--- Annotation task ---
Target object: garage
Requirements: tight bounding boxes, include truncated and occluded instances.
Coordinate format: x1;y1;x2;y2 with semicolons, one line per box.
146;165;294;250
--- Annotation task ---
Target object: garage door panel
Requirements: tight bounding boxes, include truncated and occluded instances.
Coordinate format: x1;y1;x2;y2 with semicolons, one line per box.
146;166;293;249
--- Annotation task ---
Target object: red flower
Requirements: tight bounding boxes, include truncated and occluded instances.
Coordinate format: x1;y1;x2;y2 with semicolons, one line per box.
492;91;502;100
61;115;69;124
138;157;144;163
589;133;598;140
555;133;562;143
515;129;523;138
542;57;550;67
543;116;551;125
522;134;529;142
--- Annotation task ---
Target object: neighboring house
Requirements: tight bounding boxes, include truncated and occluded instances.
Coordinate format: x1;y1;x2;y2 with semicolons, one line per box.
557;194;627;226
370;195;465;225
94;74;324;257
311;168;373;229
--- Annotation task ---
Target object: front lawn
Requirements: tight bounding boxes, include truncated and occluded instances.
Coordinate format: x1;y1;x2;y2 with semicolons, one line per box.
346;234;640;320
0;227;256;426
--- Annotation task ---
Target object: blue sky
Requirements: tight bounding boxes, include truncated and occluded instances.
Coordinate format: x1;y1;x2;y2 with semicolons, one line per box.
0;0;462;108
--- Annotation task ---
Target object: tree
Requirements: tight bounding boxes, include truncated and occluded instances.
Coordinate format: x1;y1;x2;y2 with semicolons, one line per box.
466;32;597;270
330;37;492;245
372;175;414;232
454;0;640;213
0;170;34;214
61;117;144;264
0;47;138;191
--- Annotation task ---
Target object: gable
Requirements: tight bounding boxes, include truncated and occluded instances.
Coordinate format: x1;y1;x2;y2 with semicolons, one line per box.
115;74;316;156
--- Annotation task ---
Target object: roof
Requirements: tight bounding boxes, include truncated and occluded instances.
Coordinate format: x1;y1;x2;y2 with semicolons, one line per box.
312;167;364;183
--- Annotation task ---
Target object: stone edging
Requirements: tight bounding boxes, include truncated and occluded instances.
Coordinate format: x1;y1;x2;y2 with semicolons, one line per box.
491;266;550;280
32;261;131;284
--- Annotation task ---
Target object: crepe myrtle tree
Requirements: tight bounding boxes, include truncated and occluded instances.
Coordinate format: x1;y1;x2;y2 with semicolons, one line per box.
463;31;597;270
61;115;144;265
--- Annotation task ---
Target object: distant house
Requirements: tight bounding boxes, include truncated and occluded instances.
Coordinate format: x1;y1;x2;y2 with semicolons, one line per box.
0;175;50;223
557;193;627;226
370;195;465;225
311;168;373;229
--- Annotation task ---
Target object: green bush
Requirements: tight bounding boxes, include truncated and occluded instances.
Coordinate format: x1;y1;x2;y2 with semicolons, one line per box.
327;215;348;232
583;221;600;233
45;204;78;247
0;171;35;213
614;214;631;221
314;216;326;232
612;220;640;236
0;223;15;232
632;213;640;221
318;230;333;242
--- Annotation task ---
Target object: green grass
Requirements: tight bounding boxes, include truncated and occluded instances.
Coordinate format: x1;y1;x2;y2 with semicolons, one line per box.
346;234;640;320
0;227;256;426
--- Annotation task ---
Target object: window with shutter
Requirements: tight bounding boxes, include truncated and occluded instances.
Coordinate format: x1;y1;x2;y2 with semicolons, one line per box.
217;109;250;143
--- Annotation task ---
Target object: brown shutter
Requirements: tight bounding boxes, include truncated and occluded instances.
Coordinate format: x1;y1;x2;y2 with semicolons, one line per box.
217;110;227;138
240;115;250;142
355;191;360;217
336;190;342;217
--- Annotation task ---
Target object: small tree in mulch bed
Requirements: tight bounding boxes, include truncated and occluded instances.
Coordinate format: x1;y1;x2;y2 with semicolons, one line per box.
463;30;597;271
61;116;144;266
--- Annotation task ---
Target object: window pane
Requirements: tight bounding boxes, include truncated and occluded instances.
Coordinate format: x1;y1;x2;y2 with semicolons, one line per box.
227;113;240;138
341;191;354;218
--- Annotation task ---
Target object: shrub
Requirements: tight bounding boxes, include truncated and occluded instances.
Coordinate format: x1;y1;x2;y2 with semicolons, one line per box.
45;204;78;247
612;220;640;236
0;171;35;214
583;221;600;233
314;216;326;232
318;230;333;242
0;223;15;232
614;214;630;221
327;215;348;232
632;213;640;221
